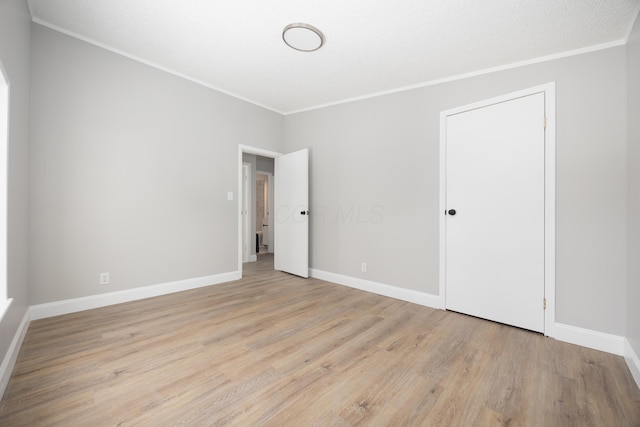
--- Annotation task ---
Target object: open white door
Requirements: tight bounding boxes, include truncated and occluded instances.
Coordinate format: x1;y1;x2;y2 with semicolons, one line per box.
274;148;309;277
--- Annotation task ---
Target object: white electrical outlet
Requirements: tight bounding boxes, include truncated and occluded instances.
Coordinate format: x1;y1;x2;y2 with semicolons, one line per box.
361;262;367;273
100;272;110;285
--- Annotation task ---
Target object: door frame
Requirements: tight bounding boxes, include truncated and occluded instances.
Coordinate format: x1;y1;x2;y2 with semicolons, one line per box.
438;82;556;336
237;145;282;275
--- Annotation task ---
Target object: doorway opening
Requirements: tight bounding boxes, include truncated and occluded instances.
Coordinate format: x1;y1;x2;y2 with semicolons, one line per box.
237;145;281;277
241;153;274;262
238;145;310;279
255;172;273;255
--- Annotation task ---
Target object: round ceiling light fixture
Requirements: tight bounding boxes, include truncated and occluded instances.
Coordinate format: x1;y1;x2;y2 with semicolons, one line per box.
282;23;325;52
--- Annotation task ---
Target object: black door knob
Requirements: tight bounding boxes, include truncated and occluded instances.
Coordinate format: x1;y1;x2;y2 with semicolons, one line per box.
448;209;456;216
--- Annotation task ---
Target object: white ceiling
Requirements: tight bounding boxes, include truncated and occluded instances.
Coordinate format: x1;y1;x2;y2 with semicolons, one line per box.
28;0;640;114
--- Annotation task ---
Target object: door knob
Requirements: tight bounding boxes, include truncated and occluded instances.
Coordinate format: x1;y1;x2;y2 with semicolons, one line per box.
448;209;456;216
300;210;309;215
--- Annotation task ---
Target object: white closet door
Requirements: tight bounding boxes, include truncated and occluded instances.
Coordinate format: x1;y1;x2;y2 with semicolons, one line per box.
445;93;545;332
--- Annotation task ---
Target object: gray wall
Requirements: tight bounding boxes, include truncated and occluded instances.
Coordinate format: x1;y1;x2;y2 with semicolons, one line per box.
256;155;275;174
285;46;628;336
627;13;640;356
0;0;31;368
29;24;284;304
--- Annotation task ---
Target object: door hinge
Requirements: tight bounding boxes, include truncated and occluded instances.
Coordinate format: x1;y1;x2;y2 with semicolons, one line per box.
544;116;547;129
543;298;547;310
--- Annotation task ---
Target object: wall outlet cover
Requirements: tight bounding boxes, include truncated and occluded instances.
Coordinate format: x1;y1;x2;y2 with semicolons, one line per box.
100;272;110;285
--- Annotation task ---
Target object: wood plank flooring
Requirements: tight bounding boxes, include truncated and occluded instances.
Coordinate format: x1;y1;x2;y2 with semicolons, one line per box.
1;254;639;426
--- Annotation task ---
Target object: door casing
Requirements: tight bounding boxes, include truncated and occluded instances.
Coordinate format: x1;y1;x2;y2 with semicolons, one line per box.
438;82;556;336
237;145;310;277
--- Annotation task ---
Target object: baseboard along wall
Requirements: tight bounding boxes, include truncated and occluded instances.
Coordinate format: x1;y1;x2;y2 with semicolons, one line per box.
309;268;443;310
0;309;30;400
30;271;241;320
553;322;626;355
624;339;640;389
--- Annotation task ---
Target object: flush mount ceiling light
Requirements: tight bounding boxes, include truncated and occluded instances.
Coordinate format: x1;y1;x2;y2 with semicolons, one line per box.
282;23;325;52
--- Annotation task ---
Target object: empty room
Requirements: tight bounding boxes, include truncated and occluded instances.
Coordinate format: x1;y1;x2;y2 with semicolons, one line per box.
1;0;640;425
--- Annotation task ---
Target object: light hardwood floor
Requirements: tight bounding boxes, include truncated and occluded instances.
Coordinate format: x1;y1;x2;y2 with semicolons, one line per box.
1;254;639;426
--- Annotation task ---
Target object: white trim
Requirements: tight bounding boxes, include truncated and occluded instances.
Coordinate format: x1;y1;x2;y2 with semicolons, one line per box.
439;83;556;336
286;42;621;115
554;323;625;356
30;271;240;320
237;145;282;276
440;83;555;116
310;269;442;309
0;308;30;400
31;19;284;115
0;298;12;323
543;84;557;337
624;339;640;390
0;59;9;306
248;254;257;263
438;108;447;314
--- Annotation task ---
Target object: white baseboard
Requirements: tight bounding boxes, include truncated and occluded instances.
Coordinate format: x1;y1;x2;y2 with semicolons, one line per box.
309;268;442;309
554;323;625;356
31;271;241;320
0;308;30;400
624;339;640;390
